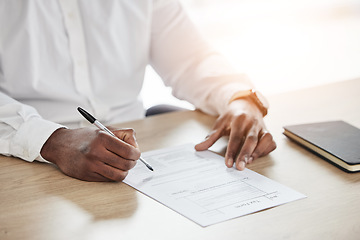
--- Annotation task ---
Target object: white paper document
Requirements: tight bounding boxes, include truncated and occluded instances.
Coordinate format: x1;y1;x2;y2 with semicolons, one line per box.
124;144;306;227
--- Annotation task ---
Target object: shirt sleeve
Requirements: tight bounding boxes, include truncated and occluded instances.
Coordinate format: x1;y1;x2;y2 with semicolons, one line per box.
0;91;65;162
150;0;255;116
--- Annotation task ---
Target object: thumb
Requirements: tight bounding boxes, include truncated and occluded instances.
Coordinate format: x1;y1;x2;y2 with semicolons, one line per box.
114;128;139;149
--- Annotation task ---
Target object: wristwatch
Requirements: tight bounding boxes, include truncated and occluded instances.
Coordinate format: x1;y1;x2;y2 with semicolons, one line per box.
229;89;269;116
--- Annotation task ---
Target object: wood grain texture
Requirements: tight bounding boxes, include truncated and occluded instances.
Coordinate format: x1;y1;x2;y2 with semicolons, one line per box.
1;79;360;240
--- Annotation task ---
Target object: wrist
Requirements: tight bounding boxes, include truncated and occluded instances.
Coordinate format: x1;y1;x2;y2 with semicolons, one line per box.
227;98;264;118
228;89;269;117
40;127;68;164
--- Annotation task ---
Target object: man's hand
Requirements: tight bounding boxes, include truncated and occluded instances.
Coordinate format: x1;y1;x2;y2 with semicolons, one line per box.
41;128;141;182
195;99;276;170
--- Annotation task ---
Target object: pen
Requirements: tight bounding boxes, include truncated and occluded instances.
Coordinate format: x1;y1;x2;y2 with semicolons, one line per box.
77;107;154;171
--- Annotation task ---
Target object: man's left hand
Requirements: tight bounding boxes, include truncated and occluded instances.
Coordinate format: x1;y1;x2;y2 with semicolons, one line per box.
195;99;276;170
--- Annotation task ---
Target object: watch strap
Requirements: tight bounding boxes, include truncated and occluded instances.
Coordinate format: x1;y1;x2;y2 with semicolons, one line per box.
229;89;268;116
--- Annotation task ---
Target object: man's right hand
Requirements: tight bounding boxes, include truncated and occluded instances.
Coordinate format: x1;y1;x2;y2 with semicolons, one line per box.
40;128;141;182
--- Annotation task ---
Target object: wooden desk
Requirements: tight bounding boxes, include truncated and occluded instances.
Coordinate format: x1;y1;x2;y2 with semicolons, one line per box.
1;79;360;240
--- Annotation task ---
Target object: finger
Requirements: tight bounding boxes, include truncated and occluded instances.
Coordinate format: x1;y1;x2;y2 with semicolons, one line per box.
195;129;223;151
101;150;137;171
114;128;139;148
94;161;129;182
195;115;232;151
262;141;277;156
251;131;276;161
85;172;115;182
100;132;141;160
70;153;133;182
64;163;114;182
224;118;250;168
234;127;259;170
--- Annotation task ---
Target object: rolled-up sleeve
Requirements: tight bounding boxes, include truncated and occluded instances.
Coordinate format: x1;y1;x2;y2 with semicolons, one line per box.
150;0;254;116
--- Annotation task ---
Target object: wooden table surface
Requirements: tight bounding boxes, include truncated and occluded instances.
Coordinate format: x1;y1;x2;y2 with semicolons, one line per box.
1;78;360;240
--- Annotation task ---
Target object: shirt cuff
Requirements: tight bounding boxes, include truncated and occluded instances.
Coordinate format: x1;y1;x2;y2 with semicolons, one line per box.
35;153;52;164
10;117;66;162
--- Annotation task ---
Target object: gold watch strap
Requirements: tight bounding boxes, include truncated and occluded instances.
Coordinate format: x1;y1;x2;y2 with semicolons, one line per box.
229;89;268;116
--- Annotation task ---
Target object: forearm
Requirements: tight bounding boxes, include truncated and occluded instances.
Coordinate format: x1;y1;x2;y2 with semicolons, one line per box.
175;74;255;116
150;0;255;116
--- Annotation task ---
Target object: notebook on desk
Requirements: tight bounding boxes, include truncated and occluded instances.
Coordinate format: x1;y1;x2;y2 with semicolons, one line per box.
283;120;360;173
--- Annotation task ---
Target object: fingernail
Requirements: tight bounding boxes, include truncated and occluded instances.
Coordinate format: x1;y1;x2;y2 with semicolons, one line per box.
227;158;233;167
248;156;254;163
243;155;249;164
238;161;246;170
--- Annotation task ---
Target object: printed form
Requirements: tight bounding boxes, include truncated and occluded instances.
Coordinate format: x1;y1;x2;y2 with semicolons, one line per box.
124;144;306;227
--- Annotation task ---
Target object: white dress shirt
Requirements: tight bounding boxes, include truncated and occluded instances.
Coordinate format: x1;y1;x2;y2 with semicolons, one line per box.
0;0;254;162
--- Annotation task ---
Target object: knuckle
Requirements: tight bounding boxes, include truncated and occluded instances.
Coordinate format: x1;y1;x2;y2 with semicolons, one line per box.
87;161;99;173
231;134;244;144
234;113;247;124
124;147;140;160
246;134;258;143
133;150;141;160
102;168;116;181
123;160;136;170
214;114;227;125
74;162;93;181
131;160;137;169
252;149;261;158
122;128;136;135
97;131;114;143
263;132;273;141
121;147;132;159
96;130;107;138
128;128;136;135
270;141;277;151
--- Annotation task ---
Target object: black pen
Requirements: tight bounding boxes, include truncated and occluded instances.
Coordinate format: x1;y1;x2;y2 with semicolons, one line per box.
77;107;154;171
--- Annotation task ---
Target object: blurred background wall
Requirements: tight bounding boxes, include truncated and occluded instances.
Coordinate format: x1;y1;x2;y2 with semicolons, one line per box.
142;0;360;110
